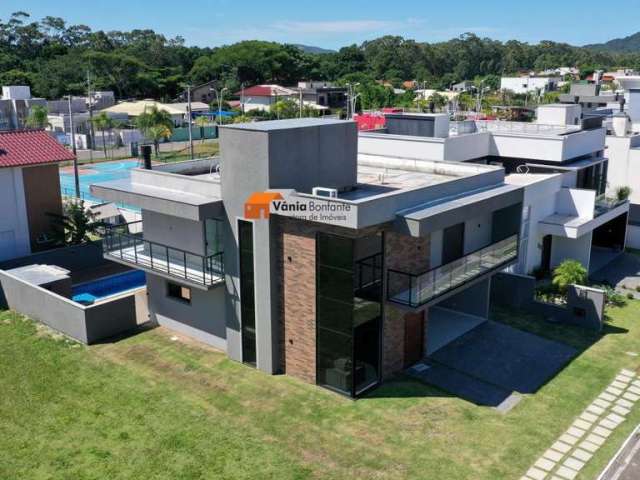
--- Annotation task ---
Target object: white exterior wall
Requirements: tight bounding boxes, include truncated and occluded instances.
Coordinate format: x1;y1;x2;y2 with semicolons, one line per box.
536;104;581;126
605;134;640;205
507;174;563;274
358;134;447;160
550;232;593;271
500;77;559;94
0;167;31;262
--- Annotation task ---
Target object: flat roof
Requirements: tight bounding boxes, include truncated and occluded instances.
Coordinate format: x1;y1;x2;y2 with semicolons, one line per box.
339;164;459;200
219;117;352;132
505;173;561;186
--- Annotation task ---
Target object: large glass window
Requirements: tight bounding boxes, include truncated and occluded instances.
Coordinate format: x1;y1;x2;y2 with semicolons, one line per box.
205;218;224;256
238;220;256;366
316;232;382;397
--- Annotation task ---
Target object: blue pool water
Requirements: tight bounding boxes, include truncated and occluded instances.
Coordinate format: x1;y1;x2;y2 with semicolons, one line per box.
72;270;146;303
60;159;142;210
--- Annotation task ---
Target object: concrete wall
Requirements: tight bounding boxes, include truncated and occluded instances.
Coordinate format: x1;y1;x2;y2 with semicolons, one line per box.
605;134;640;205
146;273;227;351
0;269;139;343
491;272;605;331
0;241;107;272
506;174;564;274
438;278;491;318
551;232;593;270
555;188;596;219
0;166;30;261
142;210;205;254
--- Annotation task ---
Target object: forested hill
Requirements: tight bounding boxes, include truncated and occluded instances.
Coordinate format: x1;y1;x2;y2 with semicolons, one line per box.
584;32;640;53
2;11;640;101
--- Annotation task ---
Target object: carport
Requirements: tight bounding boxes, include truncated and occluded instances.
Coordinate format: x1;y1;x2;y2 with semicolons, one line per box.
590;212;628;275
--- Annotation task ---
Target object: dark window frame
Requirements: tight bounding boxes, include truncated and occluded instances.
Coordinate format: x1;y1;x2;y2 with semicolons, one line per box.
238;219;257;367
166;281;192;304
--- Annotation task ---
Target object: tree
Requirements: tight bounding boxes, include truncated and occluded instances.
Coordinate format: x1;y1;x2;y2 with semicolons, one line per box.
91;111;115;156
25;104;49;128
48;199;102;246
552;260;587;294
135;106;174;157
428;92;448;112
194;115;211;142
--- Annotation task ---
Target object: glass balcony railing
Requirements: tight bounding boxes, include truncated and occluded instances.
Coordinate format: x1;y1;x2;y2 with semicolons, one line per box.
594;196;629;217
102;221;224;287
387;234;518;308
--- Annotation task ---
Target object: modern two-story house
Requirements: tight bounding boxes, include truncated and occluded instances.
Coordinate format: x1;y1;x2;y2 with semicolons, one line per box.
92;118;523;397
359;107;629;276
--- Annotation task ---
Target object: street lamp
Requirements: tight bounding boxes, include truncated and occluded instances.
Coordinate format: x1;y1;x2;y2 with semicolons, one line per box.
346;82;360;119
210;87;228;126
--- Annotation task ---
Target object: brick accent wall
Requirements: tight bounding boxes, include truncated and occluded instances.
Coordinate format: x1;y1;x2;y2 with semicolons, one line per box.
382;231;430;378
278;219;317;383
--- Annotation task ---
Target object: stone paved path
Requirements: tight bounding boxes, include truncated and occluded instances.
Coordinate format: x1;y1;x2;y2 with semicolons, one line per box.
521;368;640;480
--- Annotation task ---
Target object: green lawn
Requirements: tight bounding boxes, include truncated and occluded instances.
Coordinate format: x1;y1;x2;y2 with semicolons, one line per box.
1;302;639;480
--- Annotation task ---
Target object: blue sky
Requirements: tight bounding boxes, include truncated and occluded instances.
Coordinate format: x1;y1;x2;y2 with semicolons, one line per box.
3;0;640;49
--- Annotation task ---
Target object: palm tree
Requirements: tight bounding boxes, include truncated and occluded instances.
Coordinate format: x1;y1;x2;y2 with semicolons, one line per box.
91;111;115;157
135;106;174;157
47;199;103;246
25;105;50;129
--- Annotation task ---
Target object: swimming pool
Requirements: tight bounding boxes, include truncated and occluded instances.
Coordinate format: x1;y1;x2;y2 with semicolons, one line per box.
72;270;146;304
60;159;142;210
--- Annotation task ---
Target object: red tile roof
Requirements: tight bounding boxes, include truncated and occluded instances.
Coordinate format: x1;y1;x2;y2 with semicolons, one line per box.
0;129;75;169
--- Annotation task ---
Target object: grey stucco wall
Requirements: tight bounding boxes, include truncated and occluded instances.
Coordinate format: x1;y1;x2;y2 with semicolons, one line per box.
437;278;491;318
0;269;139;343
146;273;227;351
0;241;106;272
142;209;206;254
491;272;605;331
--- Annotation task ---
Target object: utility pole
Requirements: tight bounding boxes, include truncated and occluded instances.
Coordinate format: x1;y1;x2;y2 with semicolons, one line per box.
67;95;80;198
186;84;194;159
86;70;95;163
299;88;303;118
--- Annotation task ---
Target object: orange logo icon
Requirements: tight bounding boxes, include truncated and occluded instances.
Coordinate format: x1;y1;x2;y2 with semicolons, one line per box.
244;192;284;219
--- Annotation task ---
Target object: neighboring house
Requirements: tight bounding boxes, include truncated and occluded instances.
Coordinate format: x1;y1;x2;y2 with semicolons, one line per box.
0;86;47;131
92;117;523;398
102;100;208;127
451;80;474;93
0;129;75;262
500;76;561;94
234;85;298;112
358;106;629;275
297;81;347;109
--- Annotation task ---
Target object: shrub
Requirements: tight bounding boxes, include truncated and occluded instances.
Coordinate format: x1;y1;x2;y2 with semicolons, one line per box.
627;293;635;300
552;260;587;294
616;186;632;202
636;286;640;293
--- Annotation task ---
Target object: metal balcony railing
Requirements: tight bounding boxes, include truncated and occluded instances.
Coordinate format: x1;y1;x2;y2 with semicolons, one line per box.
387;234;518;308
102;221;224;286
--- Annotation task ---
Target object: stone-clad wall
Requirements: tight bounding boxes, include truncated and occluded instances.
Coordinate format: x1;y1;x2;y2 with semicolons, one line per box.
382;231;430;378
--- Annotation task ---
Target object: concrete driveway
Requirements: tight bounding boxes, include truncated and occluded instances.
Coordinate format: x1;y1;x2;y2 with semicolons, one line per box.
591;252;640;299
409;321;577;406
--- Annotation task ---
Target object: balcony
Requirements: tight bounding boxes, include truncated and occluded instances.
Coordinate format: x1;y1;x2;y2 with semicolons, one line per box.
102;221;224;288
594;196;629;217
387;234;518;308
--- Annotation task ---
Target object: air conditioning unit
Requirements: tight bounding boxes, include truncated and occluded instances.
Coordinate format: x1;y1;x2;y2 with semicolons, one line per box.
312;186;338;198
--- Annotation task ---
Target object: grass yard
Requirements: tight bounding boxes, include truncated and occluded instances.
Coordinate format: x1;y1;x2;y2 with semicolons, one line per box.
1;302;640;480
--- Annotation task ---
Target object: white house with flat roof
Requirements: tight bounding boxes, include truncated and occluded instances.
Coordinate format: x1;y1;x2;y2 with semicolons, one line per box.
500;76;561;95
